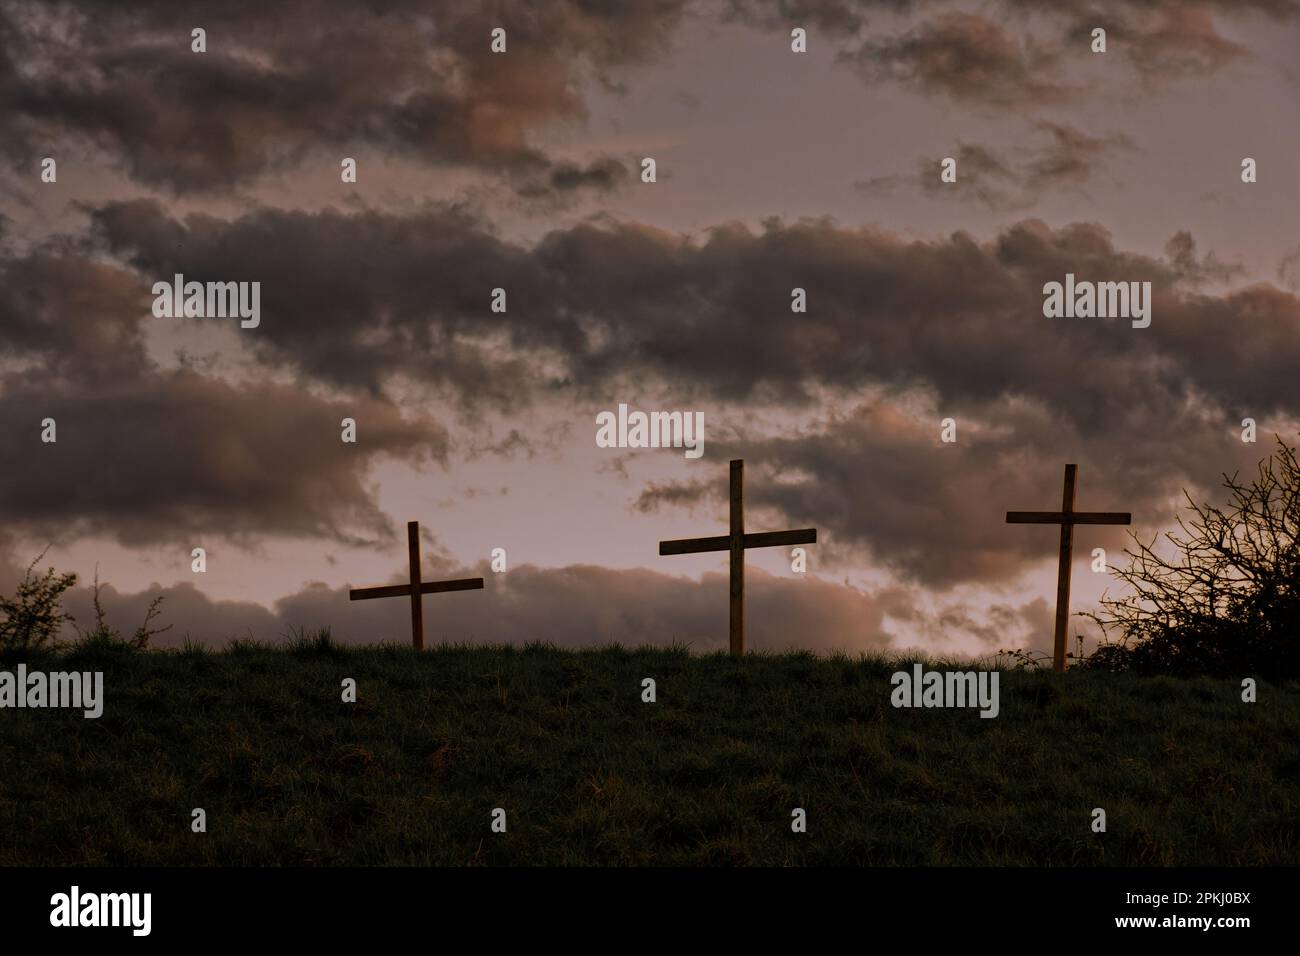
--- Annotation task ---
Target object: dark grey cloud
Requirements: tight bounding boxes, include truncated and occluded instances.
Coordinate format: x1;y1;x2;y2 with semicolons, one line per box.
0;236;451;547
1021;121;1134;191
925;143;1024;209
96;201;1296;414
634;401;1275;588
0;370;447;546
847;11;1074;109
851;172;910;197
2;0;1293;657
89;200;554;407
567;216;1295;586
629;400;1248;587
731;1;1297;108
880;122;1136;210
1053;2;1250;84
88;199;1300;435
24;201;1300;588
1004;1;1297;91
722;0;888;35
0;251;152;383
1164;231;1245;287
0;0;685;192
1134;8;1247;80
514;157;632;204
6;0;1288;195
857;146;1021;205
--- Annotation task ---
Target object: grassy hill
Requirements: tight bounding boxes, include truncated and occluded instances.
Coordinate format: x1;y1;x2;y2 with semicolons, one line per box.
2;637;1297;866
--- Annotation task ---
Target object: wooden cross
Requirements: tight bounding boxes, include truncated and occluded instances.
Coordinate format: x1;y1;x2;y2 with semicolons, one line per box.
1006;464;1130;672
349;520;484;650
659;459;816;656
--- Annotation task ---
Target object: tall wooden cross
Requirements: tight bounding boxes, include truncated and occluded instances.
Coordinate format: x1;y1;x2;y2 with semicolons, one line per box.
659;459;817;656
349;520;484;650
1006;464;1131;672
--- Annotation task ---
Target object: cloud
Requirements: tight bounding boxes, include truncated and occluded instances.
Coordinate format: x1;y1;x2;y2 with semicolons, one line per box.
1021;121;1134;190
1013;1;1297;87
61;579;281;646
45;561;903;656
852;172;910;197
631;401;1181;587
898;122;1135;210
845;12;1074;109
1131;7;1248;78
722;0;878;36
0;251;153;383
90;200;553;407
85;202;1223;410
590;216;1296;586
1279;245;1300;292
0;0;687;192
0;529;1068;656
0;531;30;594
10;0;1287;192
885;593;1055;653
0;370;447;546
632;374;1298;589
734;0;1298;109
32;204;1300;588
0;236;456;549
1164;231;1245;286
1060;3;1248;84
915;142;1030;210
513;157;633;204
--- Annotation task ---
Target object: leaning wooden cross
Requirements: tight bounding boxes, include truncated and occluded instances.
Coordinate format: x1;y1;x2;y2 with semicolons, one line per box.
659;459;816;656
349;520;483;650
1006;464;1130;672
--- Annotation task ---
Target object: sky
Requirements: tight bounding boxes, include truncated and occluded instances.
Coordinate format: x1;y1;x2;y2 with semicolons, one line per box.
2;0;1298;658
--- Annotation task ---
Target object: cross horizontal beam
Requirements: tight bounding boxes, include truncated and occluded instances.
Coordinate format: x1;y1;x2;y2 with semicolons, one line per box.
658;528;817;556
1006;511;1131;525
349;577;485;602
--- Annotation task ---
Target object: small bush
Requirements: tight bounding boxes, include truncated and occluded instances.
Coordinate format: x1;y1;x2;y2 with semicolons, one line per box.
0;549;77;657
1085;437;1300;679
71;569;171;651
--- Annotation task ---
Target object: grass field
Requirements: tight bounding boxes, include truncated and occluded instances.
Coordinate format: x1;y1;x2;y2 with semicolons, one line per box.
2;637;1297;866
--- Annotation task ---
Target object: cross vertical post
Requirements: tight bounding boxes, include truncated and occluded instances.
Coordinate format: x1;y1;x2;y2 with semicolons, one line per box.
1052;464;1077;673
407;520;424;651
729;459;744;656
